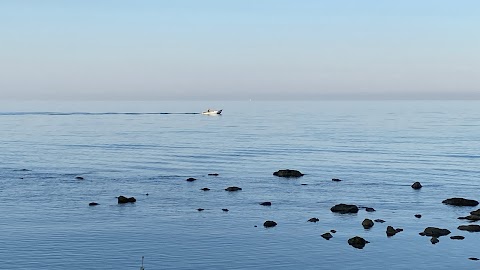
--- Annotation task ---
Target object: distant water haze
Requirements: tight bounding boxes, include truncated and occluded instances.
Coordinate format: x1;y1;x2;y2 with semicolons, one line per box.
0;1;479;100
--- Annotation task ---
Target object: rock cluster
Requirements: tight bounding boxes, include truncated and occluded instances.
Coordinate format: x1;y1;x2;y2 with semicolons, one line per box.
118;196;136;204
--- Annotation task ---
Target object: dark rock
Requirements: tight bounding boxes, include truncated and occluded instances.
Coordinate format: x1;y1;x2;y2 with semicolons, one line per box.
186;177;197;182
263;220;277;228
430;237;439;244
145;193;149;196
458;225;480;232
225;186;242;192
374;219;386;223
469;257;479;261
365;207;376;212
89;202;99;206
75;176;84;180
273;169;304;178
386;226;397;237
458;216;468;220
419;232;426;236
118;196;136;204
301;183;308;185
450;235;465;240
260;202;272;206
200;188;210;191
362;219;374;229
422;227;451;237
348;236;368;249
395;228;404;233
197;208;204;211
208;173;219;176
321;233;333;240
331;204;359;214
464;215;480;221
411;182;422;189
442;198;479;207
471;209;480;216
308;218;319;223
330;230;337;233
222;208;229;212
415;214;422;218
332;178;342;182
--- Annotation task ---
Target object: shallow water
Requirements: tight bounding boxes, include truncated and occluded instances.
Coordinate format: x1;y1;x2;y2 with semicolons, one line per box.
0;100;479;269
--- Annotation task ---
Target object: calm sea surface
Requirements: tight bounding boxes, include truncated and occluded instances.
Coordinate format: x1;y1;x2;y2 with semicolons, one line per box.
0;101;479;270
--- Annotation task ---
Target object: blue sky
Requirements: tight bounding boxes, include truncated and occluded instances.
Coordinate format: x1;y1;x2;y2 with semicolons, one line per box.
1;0;479;100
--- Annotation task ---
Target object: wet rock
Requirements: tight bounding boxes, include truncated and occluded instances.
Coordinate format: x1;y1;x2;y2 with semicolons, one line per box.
225;186;242;192
419;232;426;236
396;228;404;233
415;214;422;218
362;219;374;229
411;182;422;189
321;233;333;240
430;237;439;244
273;169;304;178
458;225;480;232
450;235;465;240
348;236;369;249
471;209;480;216
442;198;479;207
469;257;479;261
308;217;319;223
260;202;272;206
365;207;376;212
75;176;84;180
263;220;277;228
197;208;204;211
422;227;451;237
89;202;99;206
463;215;480;221
186;177;197;182
145;193;149;196
332;178;342;182
331;204;359;214
386;226;397;237
301;183;308;185
222;208;229;212
200;188;210;191
374;219;386;223
330;230;337;233
208;173;219;176
118;196;136;204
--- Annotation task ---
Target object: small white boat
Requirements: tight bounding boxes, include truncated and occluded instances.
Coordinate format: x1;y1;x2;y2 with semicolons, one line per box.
202;109;222;115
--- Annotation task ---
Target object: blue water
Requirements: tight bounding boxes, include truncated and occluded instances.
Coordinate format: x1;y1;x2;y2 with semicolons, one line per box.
0;100;479;270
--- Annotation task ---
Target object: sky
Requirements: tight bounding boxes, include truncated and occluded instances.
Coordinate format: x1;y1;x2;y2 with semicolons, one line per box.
0;0;479;100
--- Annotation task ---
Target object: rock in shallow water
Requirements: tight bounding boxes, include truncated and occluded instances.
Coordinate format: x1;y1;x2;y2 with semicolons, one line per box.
273;169;304;178
321;233;333;240
422;227;451;237
362;219;374;229
263;220;277;228
308;218;319;223
430;237;439;244
331;204;359;214
411;181;422;189
118;196;136;204
89;202;99;206
225;186;242;192
442;198;479;206
450;235;465;240
186;177;197;182
260;202;272;206
458;225;480;232
348;236;369;249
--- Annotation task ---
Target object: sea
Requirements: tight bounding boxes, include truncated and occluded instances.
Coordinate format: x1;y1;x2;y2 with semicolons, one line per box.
0;100;479;270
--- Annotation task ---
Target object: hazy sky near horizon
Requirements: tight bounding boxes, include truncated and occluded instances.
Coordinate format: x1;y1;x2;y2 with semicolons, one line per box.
1;0;479;100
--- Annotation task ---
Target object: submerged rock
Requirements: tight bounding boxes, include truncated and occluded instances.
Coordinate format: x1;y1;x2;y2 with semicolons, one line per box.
186;177;197;182
331;204;359;214
321;233;333;240
200;188;210;191
225;186;242;192
442;198;479;206
273;169;304;178
197;208;205;211
411;182;422;189
374;219;386;223
422;227;451;237
362;219;374;229
308;217;319;223
263;220;277;228
89;202;99;206
450;235;465;240
469;257;479;261
222;208;229;212
348;236;369;249
118;196;136;204
208;173;219;176
330;230;337;233
458;225;480;232
260;202;272;206
415;214;422;218
430;237;439;244
332;178;342;182
75;176;84;180
365;207;376;212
